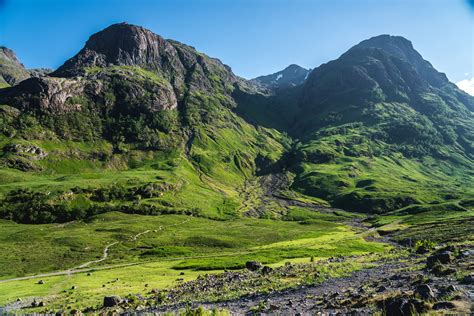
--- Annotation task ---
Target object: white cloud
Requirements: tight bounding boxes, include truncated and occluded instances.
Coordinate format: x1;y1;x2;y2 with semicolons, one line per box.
456;77;474;96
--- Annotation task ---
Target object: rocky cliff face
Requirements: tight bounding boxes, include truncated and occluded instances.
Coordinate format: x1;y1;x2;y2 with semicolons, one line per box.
53;23;243;99
0;23;249;115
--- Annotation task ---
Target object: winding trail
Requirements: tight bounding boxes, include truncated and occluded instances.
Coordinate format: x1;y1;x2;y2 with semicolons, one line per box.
0;217;192;284
75;242;119;269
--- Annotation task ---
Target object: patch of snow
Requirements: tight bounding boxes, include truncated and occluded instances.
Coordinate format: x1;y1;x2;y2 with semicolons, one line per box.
304;71;310;80
276;74;283;81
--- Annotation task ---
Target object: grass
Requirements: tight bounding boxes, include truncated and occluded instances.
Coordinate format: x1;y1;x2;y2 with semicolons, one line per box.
0;211;388;310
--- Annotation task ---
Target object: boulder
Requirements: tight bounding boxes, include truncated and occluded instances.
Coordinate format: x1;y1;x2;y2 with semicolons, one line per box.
433;301;456;310
461;274;474;284
245;261;262;271
103;295;121;307
414;284;435;301
383;297;429;316
427;251;452;267
261;266;273;275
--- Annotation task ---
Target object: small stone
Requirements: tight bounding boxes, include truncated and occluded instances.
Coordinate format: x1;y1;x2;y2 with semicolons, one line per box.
38;280;45;284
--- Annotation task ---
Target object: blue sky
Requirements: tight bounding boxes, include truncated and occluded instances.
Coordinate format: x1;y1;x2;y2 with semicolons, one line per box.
0;0;472;85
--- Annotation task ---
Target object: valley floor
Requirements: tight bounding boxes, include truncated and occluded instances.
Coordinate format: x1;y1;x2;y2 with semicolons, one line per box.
0;174;472;314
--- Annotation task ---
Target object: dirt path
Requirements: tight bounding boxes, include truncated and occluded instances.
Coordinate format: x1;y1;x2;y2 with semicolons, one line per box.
0;217;194;284
75;241;119;269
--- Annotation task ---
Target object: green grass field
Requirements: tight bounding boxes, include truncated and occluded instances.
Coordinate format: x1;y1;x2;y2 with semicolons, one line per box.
0;211;388;310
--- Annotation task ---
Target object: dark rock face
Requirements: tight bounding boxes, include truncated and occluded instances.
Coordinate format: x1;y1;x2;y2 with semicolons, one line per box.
54;23;184;78
103;295;121;307
53;23;241;98
353;35;448;88
1;77;85;112
252;64;310;90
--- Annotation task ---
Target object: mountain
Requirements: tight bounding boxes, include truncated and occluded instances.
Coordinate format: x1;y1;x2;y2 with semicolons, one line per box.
266;35;474;212
0;23;286;223
0;47;53;88
252;64;310;90
0;47;31;87
0;27;472;223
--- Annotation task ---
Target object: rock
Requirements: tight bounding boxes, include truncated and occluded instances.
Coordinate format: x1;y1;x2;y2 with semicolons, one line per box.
38;280;45;284
103;295;121;307
433;301;456;310
383;297;429;316
457;249;473;258
461;274;474;284
3;143;47;160
431;263;455;276
416;245;429;254
245;261;262;271
377;285;387;292
31;300;46;307
179;272;185;275
427;251;452;267
261;266;273;275
445;285;457;292
71;285;77;290
414;284;435;301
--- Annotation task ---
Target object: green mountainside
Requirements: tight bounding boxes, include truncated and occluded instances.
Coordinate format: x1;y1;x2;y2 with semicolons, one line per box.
238;35;474;213
0;23;287;223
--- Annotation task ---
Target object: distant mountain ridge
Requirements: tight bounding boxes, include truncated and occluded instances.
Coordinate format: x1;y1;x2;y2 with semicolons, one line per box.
252;64;310;90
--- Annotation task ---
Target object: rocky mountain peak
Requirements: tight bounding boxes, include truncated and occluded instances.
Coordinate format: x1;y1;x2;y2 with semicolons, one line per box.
252;64;309;90
345;34;448;87
54;22;183;78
